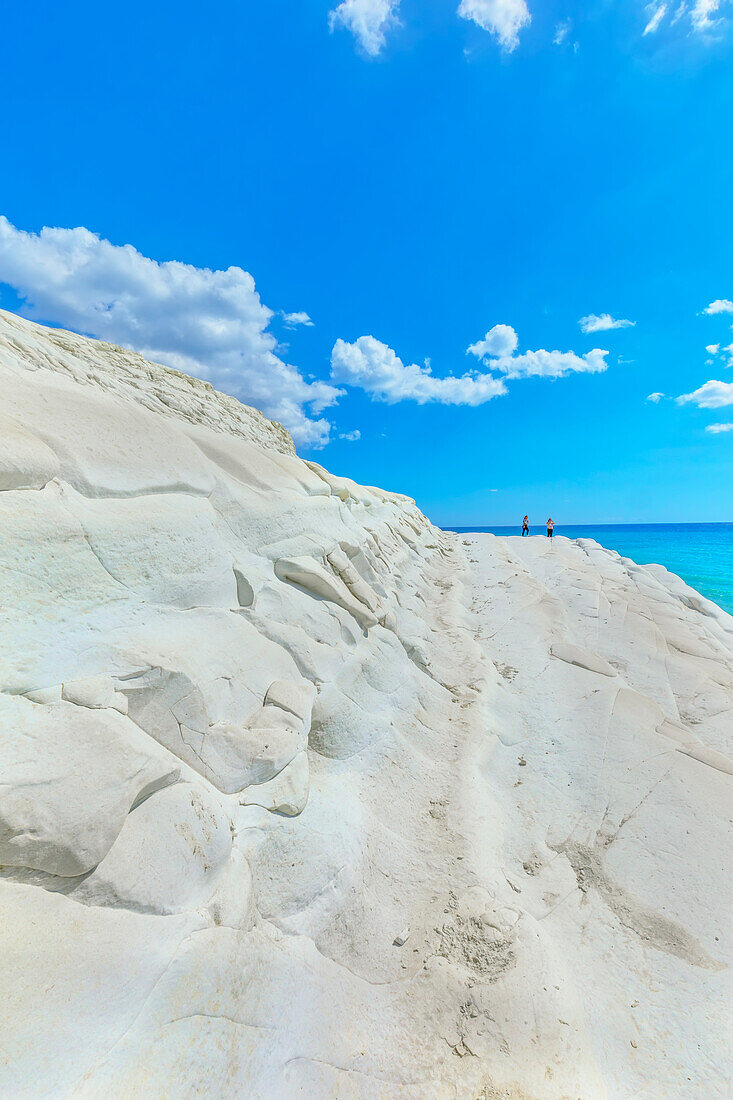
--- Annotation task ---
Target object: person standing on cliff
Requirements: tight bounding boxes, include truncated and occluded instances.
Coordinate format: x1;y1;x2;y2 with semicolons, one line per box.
522;515;529;536
546;517;554;538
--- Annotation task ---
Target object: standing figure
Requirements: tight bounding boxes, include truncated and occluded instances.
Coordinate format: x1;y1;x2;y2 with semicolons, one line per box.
546;517;554;538
522;515;529;536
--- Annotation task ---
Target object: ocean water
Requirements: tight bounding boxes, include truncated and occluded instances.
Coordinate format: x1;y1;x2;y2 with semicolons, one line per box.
444;523;733;616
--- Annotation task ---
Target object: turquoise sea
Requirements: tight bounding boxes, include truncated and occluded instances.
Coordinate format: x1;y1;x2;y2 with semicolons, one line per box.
444;523;733;617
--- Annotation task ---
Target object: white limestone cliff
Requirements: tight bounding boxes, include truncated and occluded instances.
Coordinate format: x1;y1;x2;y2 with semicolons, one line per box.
0;308;730;1099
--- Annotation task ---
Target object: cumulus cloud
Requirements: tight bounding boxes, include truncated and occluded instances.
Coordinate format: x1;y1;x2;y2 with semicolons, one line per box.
331;328;609;406
467;324;608;379
467;323;519;359
331;335;507;405
705;341;733;368
706;422;733;433
282;311;313;327
677;379;733;407
644;2;669;33
579;313;636;333
0;216;340;448
487;347;609;379
647;392;665;402
339;429;361;441
329;0;399;55
703;298;733;314
458;0;531;52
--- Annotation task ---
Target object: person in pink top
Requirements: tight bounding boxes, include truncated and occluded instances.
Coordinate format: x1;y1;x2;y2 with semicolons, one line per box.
546;517;554;538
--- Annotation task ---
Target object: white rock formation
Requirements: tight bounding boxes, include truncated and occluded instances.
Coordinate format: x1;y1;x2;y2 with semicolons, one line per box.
0;308;730;1098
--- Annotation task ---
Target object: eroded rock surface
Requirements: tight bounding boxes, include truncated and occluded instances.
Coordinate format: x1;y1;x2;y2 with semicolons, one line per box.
0;309;730;1099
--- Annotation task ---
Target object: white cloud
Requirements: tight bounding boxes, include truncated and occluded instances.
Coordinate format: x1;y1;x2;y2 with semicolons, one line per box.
467;324;608;379
0;216;341;448
677;379;733;407
644;2;669;33
579;313;636;333
282;310;313;327
332;328;609;406
331;335;507;405
339;429;361;441
458;0;531;52
328;0;399;56
488;347;609;379
703;298;733;314
553;19;571;44
703;340;733;368
642;0;730;36
690;0;728;31
647;391;665;402
466;323;519;359
706;422;733;433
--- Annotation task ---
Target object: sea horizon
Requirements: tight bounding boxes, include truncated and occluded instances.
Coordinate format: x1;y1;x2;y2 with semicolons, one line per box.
442;522;733;616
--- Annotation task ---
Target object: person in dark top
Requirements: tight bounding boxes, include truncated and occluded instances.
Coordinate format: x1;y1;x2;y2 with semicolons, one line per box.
522;515;529;536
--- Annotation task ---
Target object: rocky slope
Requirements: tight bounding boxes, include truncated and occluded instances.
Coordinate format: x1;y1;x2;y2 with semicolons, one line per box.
0;309;730;1099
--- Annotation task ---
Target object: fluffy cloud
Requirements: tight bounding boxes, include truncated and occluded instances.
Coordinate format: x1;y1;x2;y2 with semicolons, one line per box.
704;341;733;367
331;335;507;405
703;298;733;314
467;326;609;379
0;216;340;448
487;347;609;379
339;429;361;441
468;325;608;378
282;311;313;327
706;422;733;433
467;323;519;359
328;0;399;55
579;313;636;333
647;392;665;402
331;328;609;405
644;2;669;33
457;0;531;52
677;379;733;408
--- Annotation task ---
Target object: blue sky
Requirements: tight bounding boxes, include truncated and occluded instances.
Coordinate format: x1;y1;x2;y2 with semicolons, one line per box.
1;0;732;524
